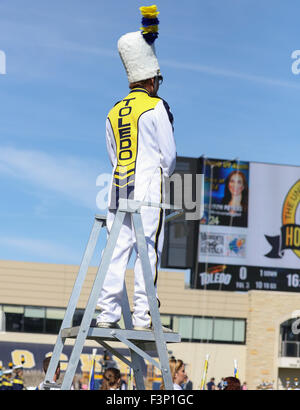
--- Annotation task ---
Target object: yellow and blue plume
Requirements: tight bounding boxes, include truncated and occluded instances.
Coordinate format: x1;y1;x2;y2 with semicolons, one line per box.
140;5;160;45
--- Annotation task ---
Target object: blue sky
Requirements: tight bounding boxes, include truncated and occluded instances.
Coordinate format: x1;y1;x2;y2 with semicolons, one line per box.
0;0;299;266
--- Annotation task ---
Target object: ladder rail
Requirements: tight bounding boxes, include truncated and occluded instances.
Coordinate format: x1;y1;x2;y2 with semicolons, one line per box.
95;340;132;368
60;210;126;389
44;217;104;384
111;330;161;370
132;212;174;390
121;284;146;389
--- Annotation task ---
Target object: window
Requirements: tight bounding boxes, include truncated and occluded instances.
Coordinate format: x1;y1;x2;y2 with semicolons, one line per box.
24;307;45;333
280;318;300;357
193;317;213;340
72;309;84;327
233;320;245;342
4;306;24;332
45;308;65;334
161;315;172;329
173;315;246;344
213;319;234;342
71;309;102;327
173;316;193;339
0;304;246;344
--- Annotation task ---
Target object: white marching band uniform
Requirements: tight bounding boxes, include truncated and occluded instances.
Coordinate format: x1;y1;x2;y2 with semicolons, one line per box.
97;6;176;329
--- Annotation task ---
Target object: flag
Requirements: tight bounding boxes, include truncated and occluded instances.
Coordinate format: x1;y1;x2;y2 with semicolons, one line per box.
88;349;97;390
233;359;239;379
200;354;210;390
128;366;133;390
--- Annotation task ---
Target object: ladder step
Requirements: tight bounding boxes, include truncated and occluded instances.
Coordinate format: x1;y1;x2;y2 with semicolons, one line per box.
61;326;181;344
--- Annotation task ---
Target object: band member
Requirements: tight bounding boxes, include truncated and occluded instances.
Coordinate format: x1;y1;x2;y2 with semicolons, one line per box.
97;5;176;331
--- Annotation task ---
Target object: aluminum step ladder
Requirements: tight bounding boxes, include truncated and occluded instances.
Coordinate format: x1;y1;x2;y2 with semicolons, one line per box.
43;199;182;390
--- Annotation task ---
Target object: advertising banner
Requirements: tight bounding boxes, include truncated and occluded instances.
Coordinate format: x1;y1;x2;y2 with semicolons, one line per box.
0;341;109;373
0;341;143;382
201;158;249;228
197;159;300;292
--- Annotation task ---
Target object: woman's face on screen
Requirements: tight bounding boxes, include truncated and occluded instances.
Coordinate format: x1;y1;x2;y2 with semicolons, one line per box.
228;173;244;197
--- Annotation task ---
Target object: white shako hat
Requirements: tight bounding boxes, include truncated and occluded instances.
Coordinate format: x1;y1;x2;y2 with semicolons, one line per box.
118;5;161;84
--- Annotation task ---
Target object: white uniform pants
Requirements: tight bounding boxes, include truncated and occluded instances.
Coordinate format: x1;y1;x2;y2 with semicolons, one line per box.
97;203;164;328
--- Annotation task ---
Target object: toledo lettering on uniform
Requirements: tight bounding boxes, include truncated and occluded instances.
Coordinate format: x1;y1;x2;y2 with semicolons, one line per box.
118;98;135;161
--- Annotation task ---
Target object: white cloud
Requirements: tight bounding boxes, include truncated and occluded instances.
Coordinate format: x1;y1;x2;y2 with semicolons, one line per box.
0;146;100;209
0;235;79;263
161;58;300;90
48;40;117;58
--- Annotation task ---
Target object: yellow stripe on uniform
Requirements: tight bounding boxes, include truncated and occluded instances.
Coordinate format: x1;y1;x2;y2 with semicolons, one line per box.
108;88;161;200
13;378;23;384
113;179;135;188
113;170;135;181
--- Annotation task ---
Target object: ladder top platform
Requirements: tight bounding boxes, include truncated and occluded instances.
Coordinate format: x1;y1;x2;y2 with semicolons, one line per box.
61;326;181;344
